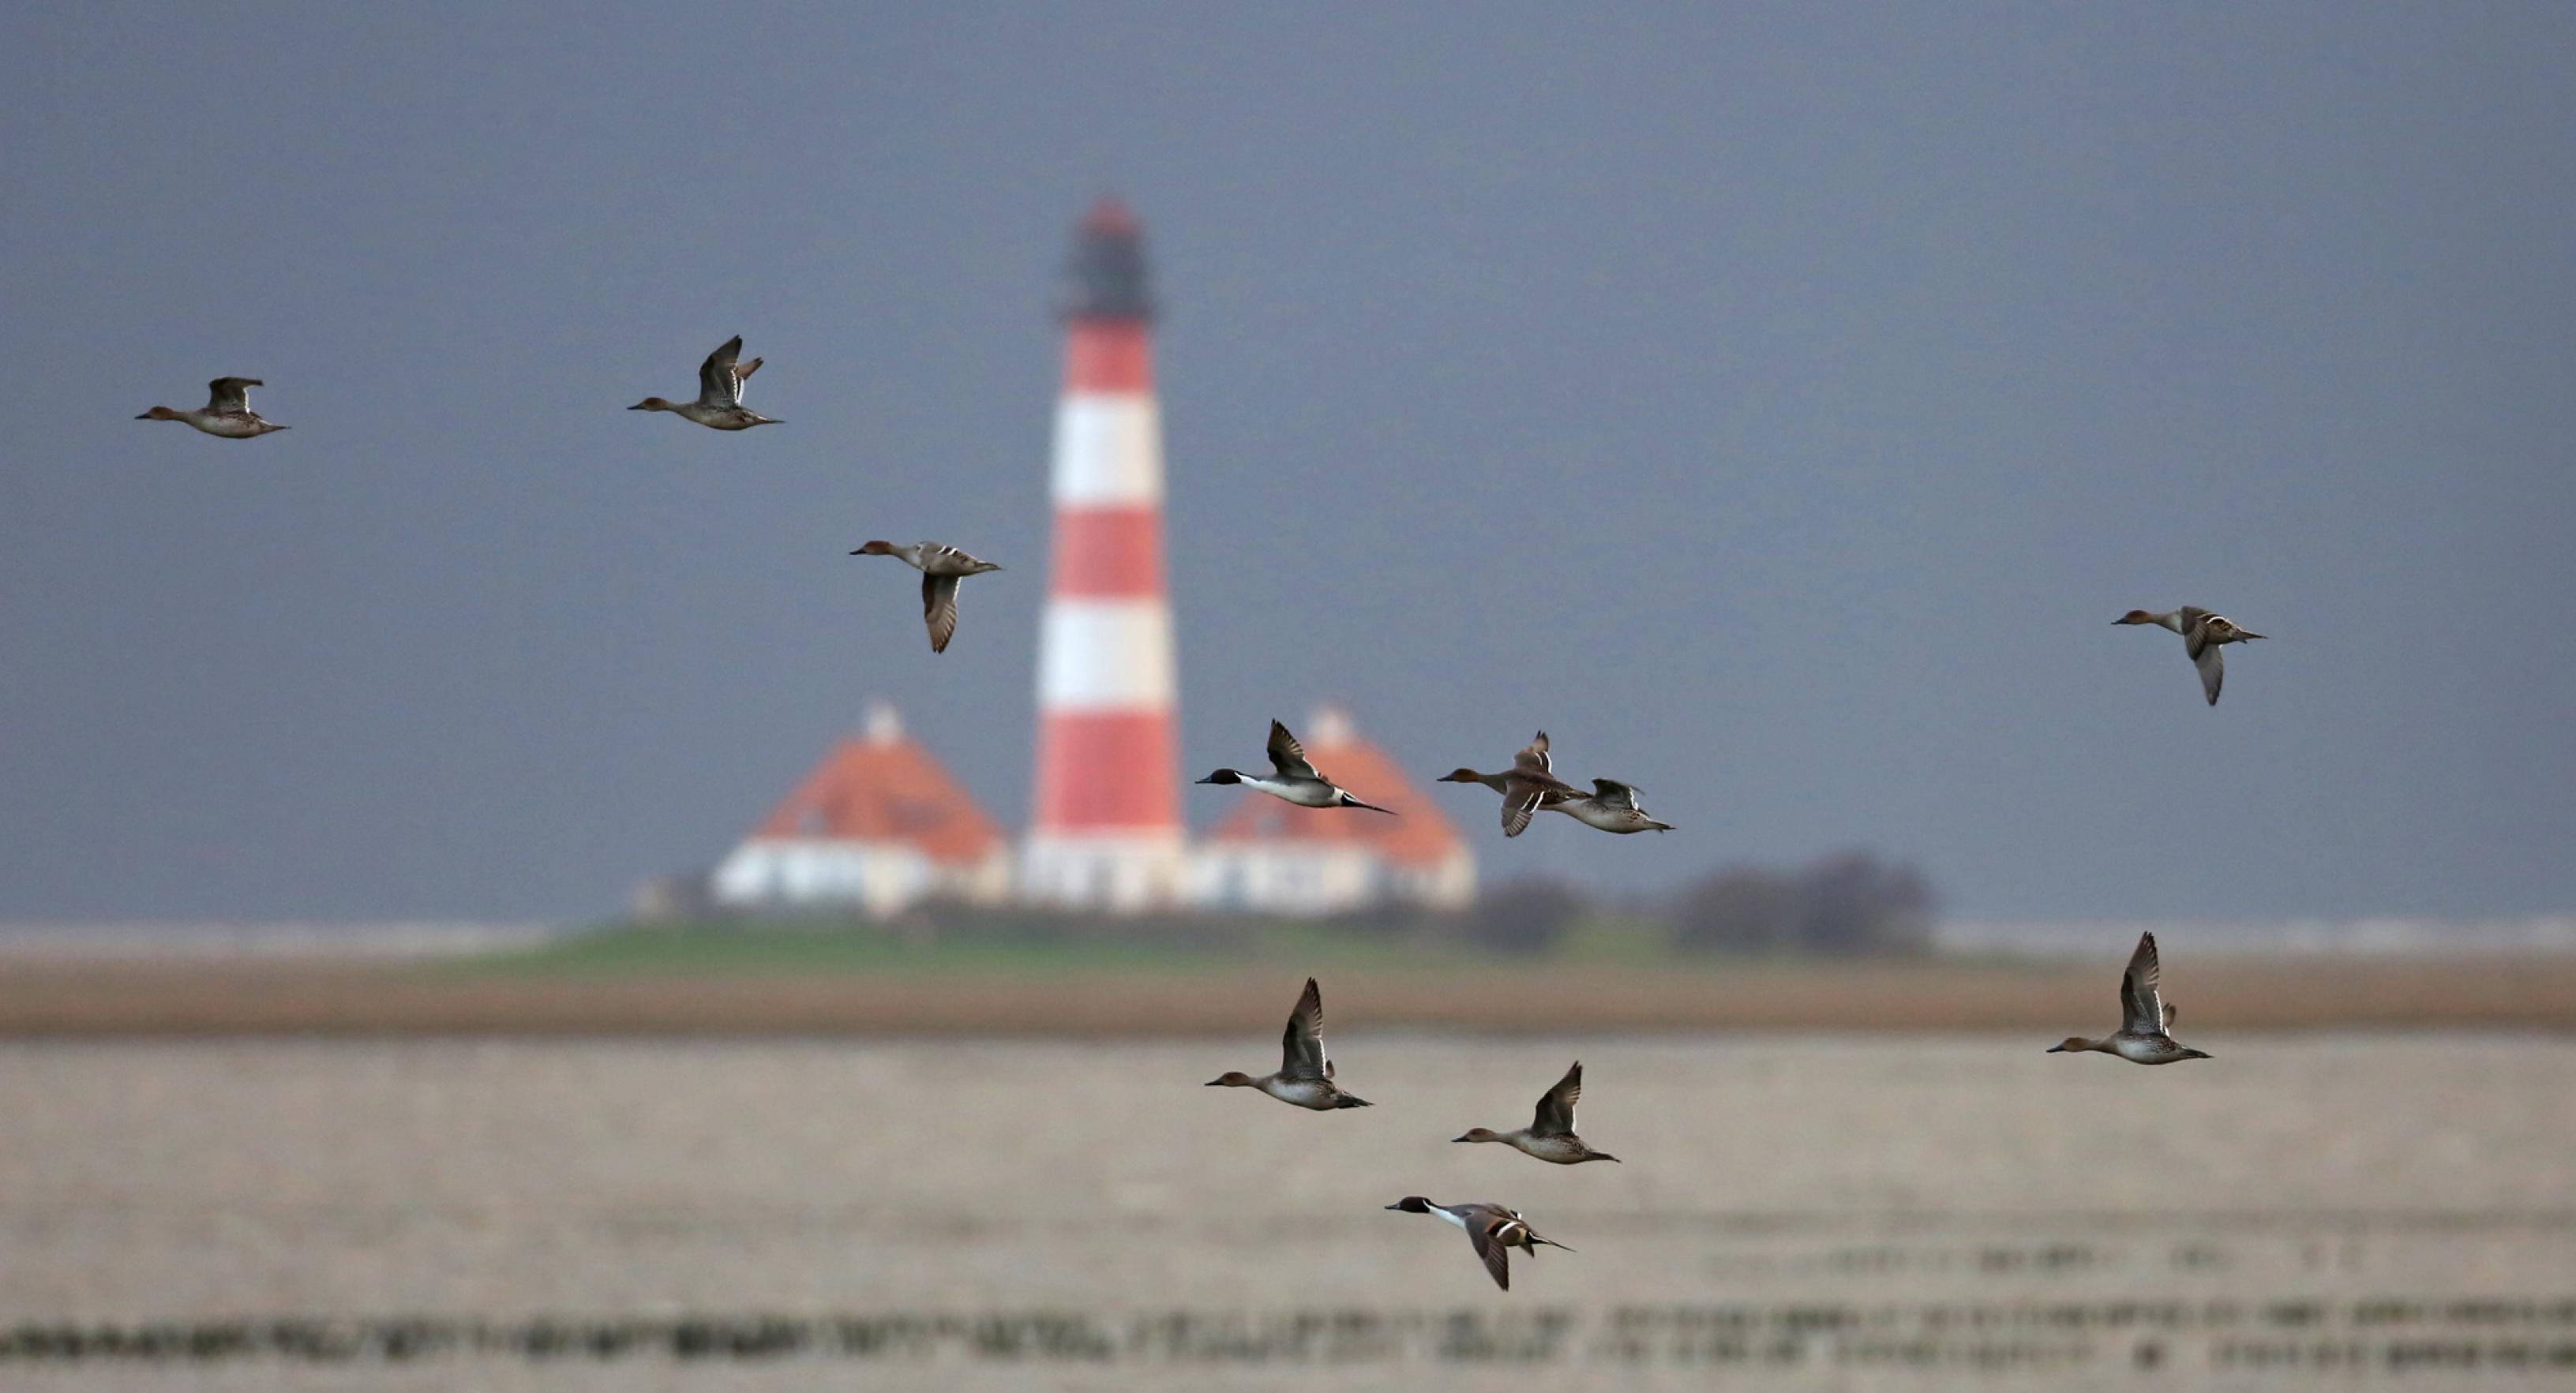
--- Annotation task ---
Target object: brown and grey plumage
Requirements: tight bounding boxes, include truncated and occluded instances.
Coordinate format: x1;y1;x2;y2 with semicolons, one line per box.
2046;931;2214;1065
1454;1061;1622;1164
628;335;781;429
849;541;1005;653
135;377;288;437
1550;777;1674;834
1384;1197;1575;1290
1205;977;1371;1110
2114;606;2267;706
1438;732;1588;837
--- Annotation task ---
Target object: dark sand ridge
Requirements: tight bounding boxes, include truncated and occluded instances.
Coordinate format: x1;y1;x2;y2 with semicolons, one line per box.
2;956;2571;1036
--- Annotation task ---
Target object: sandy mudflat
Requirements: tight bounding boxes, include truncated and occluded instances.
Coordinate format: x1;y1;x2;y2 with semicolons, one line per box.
1;1033;2571;1391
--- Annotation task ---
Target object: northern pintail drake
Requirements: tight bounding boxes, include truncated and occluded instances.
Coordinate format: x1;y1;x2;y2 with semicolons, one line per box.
1206;977;1371;1110
1196;720;1393;813
136;377;287;438
628;335;780;429
1438;732;1586;837
2049;931;2213;1065
1550;778;1674;834
849;541;1003;653
1383;1197;1573;1291
2115;607;2267;706
1455;1061;1621;1164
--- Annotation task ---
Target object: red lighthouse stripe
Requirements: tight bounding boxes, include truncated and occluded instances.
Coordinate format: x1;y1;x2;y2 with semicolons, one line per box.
1063;320;1153;395
1047;507;1166;597
1032;710;1181;829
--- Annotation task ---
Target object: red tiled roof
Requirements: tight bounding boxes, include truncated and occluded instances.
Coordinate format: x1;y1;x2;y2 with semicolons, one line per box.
749;732;1003;864
1202;726;1465;867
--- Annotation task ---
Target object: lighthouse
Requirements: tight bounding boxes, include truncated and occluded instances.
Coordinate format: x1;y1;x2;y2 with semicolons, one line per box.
1022;199;1188;911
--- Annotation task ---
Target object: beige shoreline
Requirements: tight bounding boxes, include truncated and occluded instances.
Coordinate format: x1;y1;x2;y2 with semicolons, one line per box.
1;956;2571;1036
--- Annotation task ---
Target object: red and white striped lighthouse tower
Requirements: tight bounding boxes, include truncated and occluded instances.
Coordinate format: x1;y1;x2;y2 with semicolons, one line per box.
1022;199;1187;910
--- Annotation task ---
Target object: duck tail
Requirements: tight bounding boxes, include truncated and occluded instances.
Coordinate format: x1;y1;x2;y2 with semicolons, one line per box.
1333;1092;1373;1109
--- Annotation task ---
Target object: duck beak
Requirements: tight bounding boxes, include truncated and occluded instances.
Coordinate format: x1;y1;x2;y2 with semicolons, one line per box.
1451;1134;1472;1143
2045;1044;2068;1053
133;411;152;420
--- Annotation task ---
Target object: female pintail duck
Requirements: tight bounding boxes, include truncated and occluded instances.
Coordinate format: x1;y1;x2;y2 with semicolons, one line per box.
628;335;780;429
1550;778;1674;834
849;541;1003;653
1383;1198;1573;1291
2115;607;2267;706
1455;1061;1621;1164
1438;732;1587;837
1207;977;1371;1110
136;377;287;438
1197;720;1393;813
2049;931;2213;1065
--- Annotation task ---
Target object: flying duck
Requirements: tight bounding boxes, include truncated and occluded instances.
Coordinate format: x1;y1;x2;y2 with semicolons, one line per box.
1438;732;1587;837
136;377;287;438
2114;607;2267;706
1196;720;1393;813
1550;778;1674;834
628;335;780;429
1206;977;1372;1110
1454;1061;1622;1164
1383;1198;1573;1290
2048;931;2214;1065
849;541;1003;653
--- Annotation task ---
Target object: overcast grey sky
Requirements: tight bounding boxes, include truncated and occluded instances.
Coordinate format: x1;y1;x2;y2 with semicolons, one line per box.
2;3;2569;924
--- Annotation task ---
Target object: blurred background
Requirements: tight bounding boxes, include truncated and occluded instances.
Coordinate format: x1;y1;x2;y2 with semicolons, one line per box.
2;3;2570;1388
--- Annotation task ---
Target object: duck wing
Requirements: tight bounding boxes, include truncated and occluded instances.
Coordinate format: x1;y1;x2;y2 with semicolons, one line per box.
1267;720;1321;782
1500;777;1550;837
1590;778;1642;811
696;335;747;406
921;573;962;653
1530;1061;1581;1137
205;377;261;414
2120;932;2167;1036
1279;976;1329;1081
2192;638;2225;706
1465;1215;1512;1290
1514;731;1553;775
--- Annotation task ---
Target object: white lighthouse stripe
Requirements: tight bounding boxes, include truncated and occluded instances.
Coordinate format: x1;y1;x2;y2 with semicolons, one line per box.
1049;395;1165;506
1037;599;1179;710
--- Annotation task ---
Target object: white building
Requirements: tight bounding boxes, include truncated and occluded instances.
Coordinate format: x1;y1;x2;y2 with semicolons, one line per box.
710;704;1012;918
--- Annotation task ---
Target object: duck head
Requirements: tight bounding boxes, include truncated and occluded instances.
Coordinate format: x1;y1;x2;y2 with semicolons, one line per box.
850;541;898;556
1437;768;1487;784
2112;610;2160;626
1384;1196;1434;1214
1204;1071;1257;1088
135;406;181;421
1453;1128;1499;1144
2045;1036;2099;1054
1196;770;1244;785
628;397;675;412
